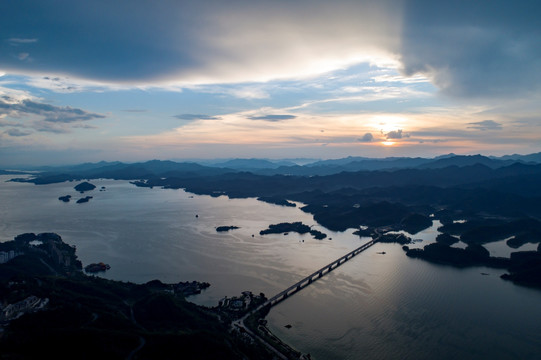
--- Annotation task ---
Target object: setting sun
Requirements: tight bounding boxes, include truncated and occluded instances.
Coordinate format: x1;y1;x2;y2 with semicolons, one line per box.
382;141;395;146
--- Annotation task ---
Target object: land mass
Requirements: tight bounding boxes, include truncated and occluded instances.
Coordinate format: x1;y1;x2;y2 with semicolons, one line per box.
216;226;240;232
0;233;290;359
260;222;327;240
76;196;93;204
74;181;96;193
58;195;71;202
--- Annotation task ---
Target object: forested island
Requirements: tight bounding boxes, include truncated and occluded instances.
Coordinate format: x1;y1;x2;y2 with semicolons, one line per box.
74;181;96;193
260;222;327;240
216;226;240;232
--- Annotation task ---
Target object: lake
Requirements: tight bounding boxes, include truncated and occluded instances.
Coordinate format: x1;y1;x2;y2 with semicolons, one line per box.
1;176;541;359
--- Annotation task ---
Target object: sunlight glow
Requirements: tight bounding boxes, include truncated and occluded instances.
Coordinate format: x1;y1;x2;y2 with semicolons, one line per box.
382;141;395;146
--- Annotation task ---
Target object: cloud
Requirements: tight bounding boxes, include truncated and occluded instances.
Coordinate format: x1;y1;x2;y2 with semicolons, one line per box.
0;94;105;134
399;0;541;99
248;115;297;121
7;38;38;45
358;133;374;142
1;0;538;108
122;109;147;113
5;128;31;137
0;1;400;85
385;129;410;139
467;120;502;131
174;114;222;121
33;122;71;134
72;124;98;129
10;99;105;123
17;53;30;61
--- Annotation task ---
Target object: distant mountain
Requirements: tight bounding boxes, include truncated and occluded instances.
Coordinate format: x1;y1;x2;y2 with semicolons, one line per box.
22;161;123;173
252;155;502;176
305;156;372;167
493;152;541;163
15;152;541;182
207;158;296;169
417;154;517;169
19;160;237;184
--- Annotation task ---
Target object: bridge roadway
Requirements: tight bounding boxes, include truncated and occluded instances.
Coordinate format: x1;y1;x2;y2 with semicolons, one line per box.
232;237;379;359
263;238;377;308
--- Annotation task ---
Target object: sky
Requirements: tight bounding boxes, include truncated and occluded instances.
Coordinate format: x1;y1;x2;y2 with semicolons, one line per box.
1;0;541;166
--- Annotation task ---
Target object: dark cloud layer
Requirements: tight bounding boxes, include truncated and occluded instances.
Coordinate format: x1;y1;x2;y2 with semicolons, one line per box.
1;1;201;82
400;0;541;98
1;0;539;101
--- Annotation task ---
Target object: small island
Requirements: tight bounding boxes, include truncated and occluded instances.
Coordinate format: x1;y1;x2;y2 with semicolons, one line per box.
76;196;93;203
216;226;240;232
260;222;327;240
74;181;96;193
58;195;71;202
84;262;111;273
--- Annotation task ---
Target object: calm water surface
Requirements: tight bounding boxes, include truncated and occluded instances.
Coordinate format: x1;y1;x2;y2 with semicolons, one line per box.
1;176;540;359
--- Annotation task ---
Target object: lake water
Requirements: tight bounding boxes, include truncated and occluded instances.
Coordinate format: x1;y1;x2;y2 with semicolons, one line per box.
1;176;541;359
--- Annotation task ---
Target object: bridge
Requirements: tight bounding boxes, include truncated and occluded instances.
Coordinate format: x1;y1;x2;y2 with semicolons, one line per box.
232;236;379;359
263;238;377;308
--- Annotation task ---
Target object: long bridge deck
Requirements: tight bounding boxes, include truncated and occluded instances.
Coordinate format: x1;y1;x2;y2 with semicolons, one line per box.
262;238;377;309
234;237;379;359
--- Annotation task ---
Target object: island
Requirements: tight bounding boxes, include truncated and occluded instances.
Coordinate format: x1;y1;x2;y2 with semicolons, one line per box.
216;226;240;232
260;222;327;240
58;195;71;202
76;196;93;203
74;181;96;193
84;262;110;273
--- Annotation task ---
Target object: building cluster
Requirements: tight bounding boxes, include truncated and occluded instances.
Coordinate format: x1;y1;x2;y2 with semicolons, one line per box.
219;291;255;311
0;296;49;324
0;250;21;264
